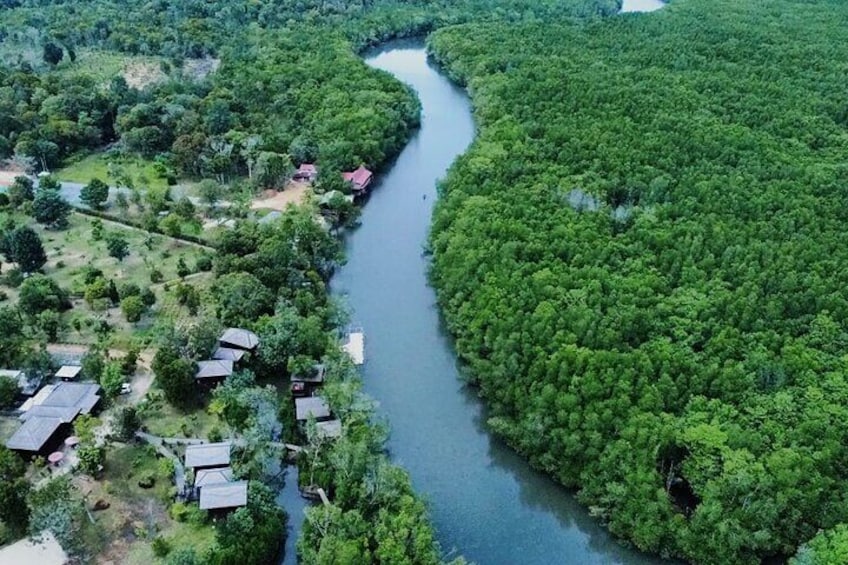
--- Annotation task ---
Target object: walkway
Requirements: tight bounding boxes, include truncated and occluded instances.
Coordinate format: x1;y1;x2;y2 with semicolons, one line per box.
135;431;187;495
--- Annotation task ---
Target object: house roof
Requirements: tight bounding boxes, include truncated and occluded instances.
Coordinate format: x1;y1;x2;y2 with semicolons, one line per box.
297;164;317;174
6;416;63;451
195;360;234;380
0;530;68;565
0;369;23;379
55;366;82;380
219;328;260;350
291;364;325;384
195;467;234;488
295;396;331;421
185;442;231;469
342;166;373;189
212;347;246;363
199;480;248;510
19;383;100;423
315;419;342;439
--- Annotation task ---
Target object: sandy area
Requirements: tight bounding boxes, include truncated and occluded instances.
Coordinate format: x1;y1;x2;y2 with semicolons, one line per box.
0;169;26;187
250;182;310;212
122;61;166;90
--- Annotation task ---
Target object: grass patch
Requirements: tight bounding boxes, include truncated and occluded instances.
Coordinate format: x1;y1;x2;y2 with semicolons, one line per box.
139;393;221;440
57;152;170;191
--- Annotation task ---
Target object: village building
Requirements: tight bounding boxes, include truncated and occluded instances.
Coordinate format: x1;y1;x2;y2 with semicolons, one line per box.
293;163;318;182
315;419;342;440
211;347;246;363
195;467;234;488
342;166;373;195
291;363;326;397
6;382;101;454
184;442;232;471
195;360;234;384
55;365;82;381
199;480;248;512
295;396;331;422
219;328;260;351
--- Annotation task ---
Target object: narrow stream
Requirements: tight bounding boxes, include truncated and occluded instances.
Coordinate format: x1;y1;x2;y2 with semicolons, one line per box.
323;43;666;565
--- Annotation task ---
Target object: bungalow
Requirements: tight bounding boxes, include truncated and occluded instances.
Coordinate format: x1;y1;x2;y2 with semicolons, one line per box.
7;382;101;454
293;163;318;182
195;360;234;384
315;419;342;440
55;365;82;381
211;347;245;363
199;480;248;512
185;442;232;471
195;466;234;488
341;166;373;195
295;396;331;422
219;328;260;351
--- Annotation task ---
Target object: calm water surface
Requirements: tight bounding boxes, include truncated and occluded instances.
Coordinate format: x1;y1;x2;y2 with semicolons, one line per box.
326;43;666;565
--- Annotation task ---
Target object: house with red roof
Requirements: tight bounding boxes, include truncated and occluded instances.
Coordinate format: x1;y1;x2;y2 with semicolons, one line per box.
341;165;373;195
293;163;318;182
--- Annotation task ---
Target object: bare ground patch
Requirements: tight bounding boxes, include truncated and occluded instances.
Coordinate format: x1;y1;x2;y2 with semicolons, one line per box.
250;182;311;212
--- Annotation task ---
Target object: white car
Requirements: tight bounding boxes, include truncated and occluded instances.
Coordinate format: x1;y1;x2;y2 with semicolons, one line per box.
119;383;132;395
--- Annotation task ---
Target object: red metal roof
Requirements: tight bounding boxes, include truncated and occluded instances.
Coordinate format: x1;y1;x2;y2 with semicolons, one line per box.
342;166;373;189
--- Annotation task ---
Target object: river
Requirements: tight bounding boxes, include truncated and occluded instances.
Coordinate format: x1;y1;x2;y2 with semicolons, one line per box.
313;43;665;564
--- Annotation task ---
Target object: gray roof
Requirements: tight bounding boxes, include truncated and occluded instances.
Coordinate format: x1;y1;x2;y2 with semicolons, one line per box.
19;383;100;423
219;328;259;350
291;364;325;384
185;442;231;469
195;360;233;380
6;417;63;451
0;369;23;379
195;467;234;488
315;419;342;439
212;347;245;363
295;396;331;421
199;480;248;510
55;366;82;380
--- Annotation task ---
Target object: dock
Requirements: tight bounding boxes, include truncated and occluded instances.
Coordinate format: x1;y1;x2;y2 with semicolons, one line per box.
342;331;365;365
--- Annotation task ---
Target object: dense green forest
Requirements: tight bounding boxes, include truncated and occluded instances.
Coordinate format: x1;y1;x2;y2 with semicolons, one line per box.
0;0;617;176
428;0;848;563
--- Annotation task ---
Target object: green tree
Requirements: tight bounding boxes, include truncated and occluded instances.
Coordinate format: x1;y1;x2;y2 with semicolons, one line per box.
99;361;125;397
77;444;104;475
7;176;34;207
5;226;46;273
105;232;130;261
81;348;105;382
80;178;109;209
114;406;140;441
18;274;69;316
0;446;29;535
212;272;273;327
152;344;195;408
0;376;17;409
120;295;146;323
42;42;63;65
32;190;70;229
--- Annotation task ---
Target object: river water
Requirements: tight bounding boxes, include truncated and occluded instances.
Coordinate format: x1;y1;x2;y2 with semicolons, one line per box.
317;44;665;565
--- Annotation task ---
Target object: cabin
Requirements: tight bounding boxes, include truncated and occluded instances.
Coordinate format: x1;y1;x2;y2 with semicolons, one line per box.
185;442;232;471
295;396;331;422
195;360;234;385
195;466;234;488
315;419;342;440
219;328;260;351
341;166;373;195
291;364;325;397
55;365;82;381
6;382;101;454
293;163;318;182
199;480;248;513
211;347;245;363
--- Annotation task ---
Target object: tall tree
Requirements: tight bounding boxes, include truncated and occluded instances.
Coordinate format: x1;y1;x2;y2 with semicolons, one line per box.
80;178;109;209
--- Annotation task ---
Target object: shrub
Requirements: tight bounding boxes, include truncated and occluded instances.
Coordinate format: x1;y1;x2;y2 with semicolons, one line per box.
150;269;164;283
151;536;171;557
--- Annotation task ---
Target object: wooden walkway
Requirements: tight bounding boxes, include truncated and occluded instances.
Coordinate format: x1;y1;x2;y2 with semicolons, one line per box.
342;331;365;365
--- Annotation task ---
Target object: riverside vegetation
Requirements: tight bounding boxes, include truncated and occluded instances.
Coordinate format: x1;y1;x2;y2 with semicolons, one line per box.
428;0;848;563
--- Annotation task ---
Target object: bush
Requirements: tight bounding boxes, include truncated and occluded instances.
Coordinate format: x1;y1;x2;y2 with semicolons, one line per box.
0;376;17;409
152;536;171;558
169;501;188;522
114;406;140;441
121;295;146;323
150;269;164;283
195;254;213;272
2;268;23;288
77;444;104;475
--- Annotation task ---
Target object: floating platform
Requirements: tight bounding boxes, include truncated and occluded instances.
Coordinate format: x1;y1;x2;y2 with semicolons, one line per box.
342;330;365;365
